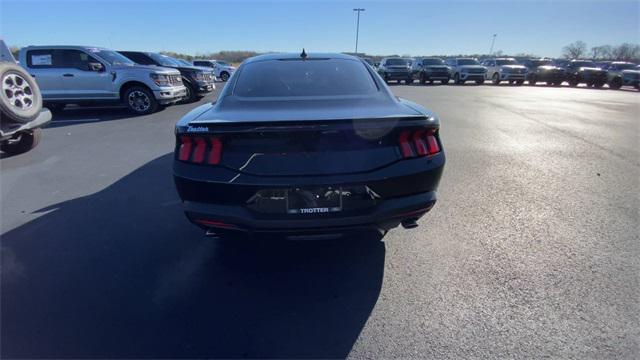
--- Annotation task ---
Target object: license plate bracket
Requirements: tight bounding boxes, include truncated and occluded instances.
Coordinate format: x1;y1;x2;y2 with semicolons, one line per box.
286;187;343;214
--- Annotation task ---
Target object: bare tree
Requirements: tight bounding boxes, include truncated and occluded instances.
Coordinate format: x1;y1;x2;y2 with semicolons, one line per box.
562;41;587;59
611;43;640;61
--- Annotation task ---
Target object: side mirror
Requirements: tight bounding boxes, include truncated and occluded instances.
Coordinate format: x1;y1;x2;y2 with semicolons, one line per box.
89;62;104;72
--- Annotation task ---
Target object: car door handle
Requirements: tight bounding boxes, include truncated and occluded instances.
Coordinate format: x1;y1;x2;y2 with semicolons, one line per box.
63;73;74;77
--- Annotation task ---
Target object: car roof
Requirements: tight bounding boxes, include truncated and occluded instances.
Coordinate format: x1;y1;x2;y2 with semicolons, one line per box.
22;45;108;51
244;52;361;64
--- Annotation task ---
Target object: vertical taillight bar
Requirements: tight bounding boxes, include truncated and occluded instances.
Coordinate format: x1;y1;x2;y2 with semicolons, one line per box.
178;136;192;161
208;137;222;165
192;137;206;163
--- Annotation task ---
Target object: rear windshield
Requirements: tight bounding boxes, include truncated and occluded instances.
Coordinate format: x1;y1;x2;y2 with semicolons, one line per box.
386;58;408;66
234;59;378;97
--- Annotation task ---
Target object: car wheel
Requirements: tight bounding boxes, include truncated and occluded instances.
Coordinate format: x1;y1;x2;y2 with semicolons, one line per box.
475;79;485;85
0;128;42;155
454;73;462;84
609;77;622;90
181;82;198;103
546;81;553;86
528;75;536;85
492;73;500;85
568;79;578;87
635;83;640;91
0;63;43;123
441;78;449;85
220;72;230;82
406;78;413;85
553;80;563;86
124;86;158;115
396;80;401;84
515;80;524;85
593;81;605;89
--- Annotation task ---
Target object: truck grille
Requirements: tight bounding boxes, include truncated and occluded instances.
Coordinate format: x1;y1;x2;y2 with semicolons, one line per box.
468;68;485;74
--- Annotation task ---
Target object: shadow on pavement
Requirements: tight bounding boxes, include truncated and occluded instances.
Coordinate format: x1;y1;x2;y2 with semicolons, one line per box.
1;154;385;358
44;105;143;128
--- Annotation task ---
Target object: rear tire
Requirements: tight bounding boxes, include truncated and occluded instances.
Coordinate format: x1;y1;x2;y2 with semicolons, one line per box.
593;81;605;89
0;128;42;155
528;75;537;85
220;72;230;82
0;63;43;123
568;79;578;87
515;80;524;85
124;86;158;115
454;73;463;84
420;74;426;84
475;79;484;85
441;78;449;84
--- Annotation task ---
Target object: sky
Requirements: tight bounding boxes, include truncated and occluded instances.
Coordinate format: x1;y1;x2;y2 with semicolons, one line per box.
1;0;638;57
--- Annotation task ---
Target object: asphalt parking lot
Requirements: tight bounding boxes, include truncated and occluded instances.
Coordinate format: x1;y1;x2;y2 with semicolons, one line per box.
1;84;638;358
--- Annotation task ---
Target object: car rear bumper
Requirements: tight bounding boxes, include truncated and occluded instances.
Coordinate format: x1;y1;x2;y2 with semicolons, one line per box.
182;190;437;236
174;154;445;235
0;109;51;141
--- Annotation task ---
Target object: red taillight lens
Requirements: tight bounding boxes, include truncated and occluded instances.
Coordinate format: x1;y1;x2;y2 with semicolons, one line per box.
178;136;192;161
425;129;440;155
399;130;414;158
192;137;206;163
208;137;222;165
398;128;440;158
177;136;223;165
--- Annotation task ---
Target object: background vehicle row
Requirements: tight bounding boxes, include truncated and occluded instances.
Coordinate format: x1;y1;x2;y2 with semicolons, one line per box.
19;45;190;114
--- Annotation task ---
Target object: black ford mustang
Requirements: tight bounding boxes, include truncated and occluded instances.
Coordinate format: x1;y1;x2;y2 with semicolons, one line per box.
173;53;445;239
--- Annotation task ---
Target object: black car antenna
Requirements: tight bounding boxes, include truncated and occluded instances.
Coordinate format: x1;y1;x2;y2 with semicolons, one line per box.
300;48;307;60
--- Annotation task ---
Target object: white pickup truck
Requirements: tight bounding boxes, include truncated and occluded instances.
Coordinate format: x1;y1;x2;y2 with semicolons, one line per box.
192;59;236;81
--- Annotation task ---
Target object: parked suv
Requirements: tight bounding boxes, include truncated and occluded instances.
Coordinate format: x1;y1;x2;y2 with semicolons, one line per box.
522;58;565;86
446;58;487;84
410;58;450;84
1;39;51;155
482;58;528;85
20;46;186;114
377;57;411;84
563;60;608;88
192;59;236;81
119;51;214;103
605;62;638;90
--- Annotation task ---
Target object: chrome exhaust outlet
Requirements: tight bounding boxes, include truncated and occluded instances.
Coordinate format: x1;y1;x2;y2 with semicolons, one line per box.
401;219;419;229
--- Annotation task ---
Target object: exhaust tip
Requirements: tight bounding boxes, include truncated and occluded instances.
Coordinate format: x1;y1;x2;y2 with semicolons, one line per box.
401;219;419;229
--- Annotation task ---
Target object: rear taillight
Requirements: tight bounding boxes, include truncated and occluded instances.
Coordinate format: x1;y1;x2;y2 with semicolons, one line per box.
177;136;223;165
398;128;440;158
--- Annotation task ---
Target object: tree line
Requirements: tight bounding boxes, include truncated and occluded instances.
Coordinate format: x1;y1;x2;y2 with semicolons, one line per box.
562;41;640;61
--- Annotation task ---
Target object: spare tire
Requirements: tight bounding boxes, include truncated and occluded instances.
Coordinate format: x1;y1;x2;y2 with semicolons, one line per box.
0;63;42;123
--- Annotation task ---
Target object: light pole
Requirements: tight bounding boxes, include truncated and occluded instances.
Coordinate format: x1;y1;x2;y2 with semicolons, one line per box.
489;34;497;55
353;8;365;54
